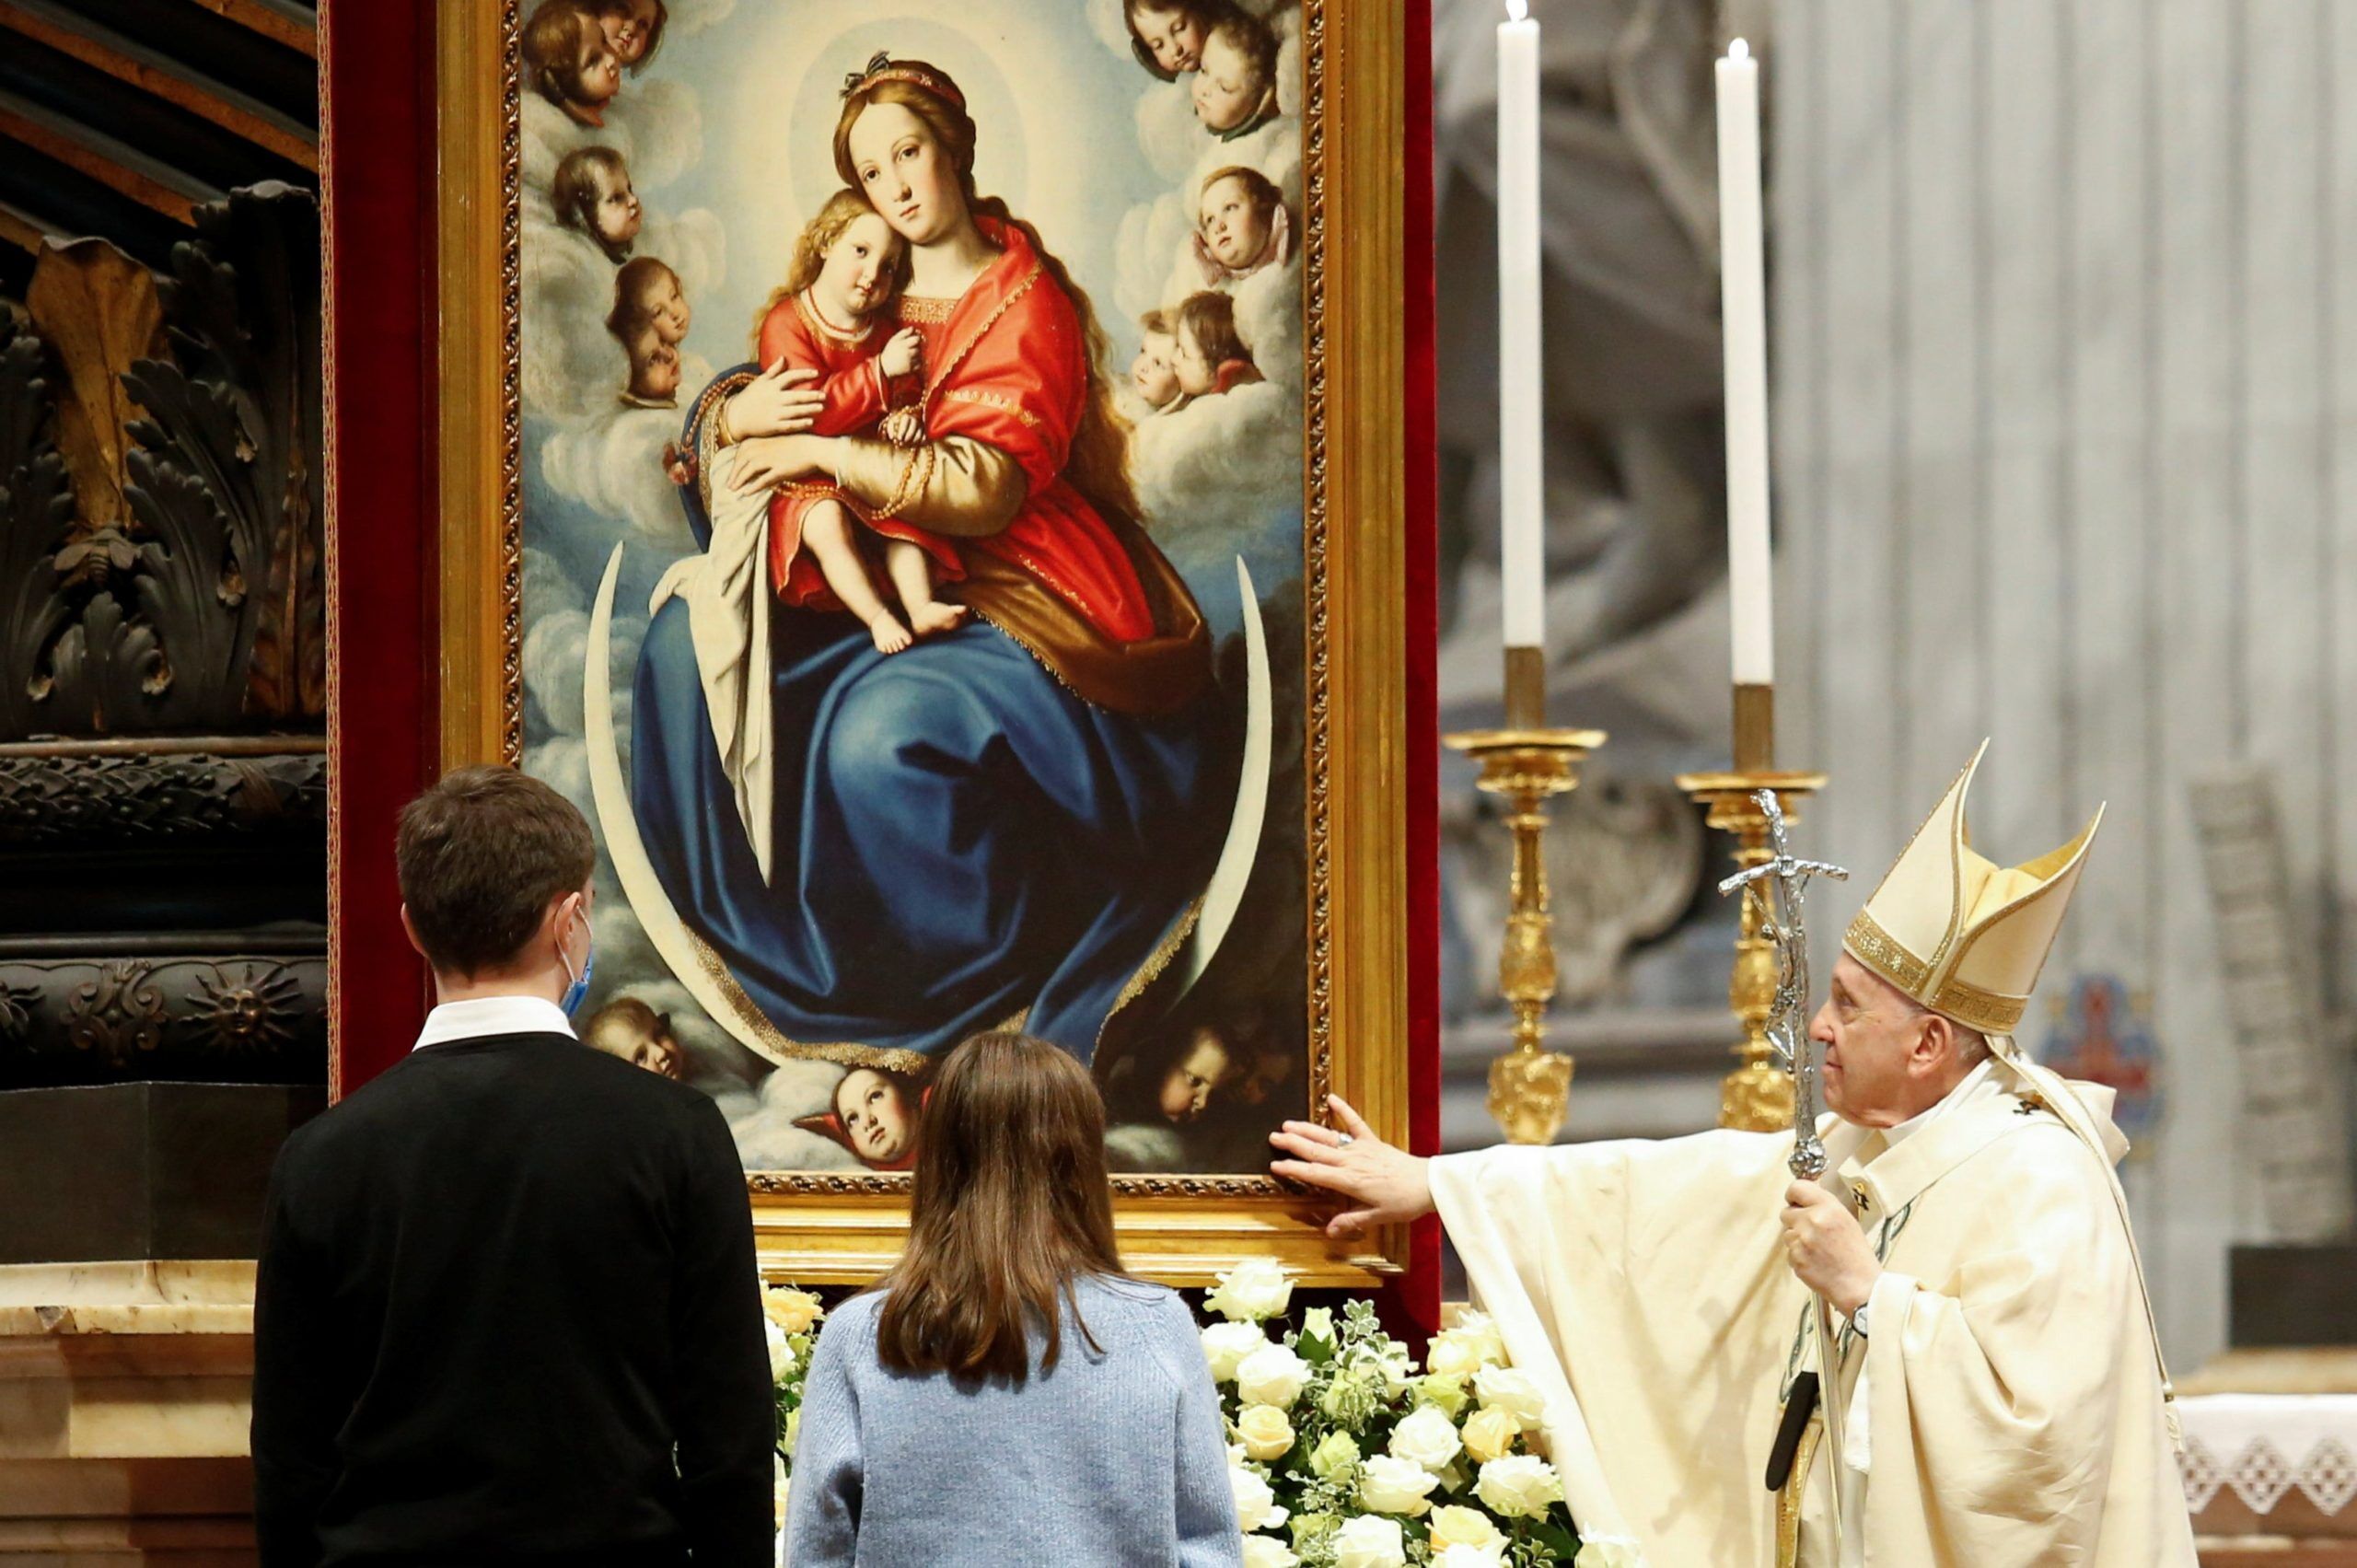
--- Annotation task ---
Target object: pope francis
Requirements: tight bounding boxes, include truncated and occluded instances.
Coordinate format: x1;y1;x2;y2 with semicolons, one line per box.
1272;747;2198;1567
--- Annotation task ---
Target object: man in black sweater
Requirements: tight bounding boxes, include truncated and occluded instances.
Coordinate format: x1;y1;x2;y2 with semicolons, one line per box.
252;766;773;1565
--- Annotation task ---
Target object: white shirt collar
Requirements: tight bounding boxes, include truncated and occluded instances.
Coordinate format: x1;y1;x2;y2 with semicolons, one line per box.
1881;1056;2000;1148
412;994;577;1051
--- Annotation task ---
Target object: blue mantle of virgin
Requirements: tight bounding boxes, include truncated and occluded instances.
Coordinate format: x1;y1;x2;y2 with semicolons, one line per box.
628;373;1218;1067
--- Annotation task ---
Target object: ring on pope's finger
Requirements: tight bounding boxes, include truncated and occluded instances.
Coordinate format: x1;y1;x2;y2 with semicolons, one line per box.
1336;1132;1354;1147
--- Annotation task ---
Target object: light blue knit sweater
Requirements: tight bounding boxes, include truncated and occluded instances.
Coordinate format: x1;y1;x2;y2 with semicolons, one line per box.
783;1275;1244;1567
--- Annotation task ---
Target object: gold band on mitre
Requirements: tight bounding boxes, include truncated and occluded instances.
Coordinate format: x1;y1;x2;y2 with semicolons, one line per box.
1840;741;2103;1036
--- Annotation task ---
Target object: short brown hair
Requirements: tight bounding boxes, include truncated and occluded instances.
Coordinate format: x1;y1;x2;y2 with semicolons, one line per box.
1207;10;1280;87
874;1032;1124;1381
1201;164;1282;218
552;145;632;260
1176;289;1252;370
1138;307;1172;337
397;766;596;976
522;0;601;110
606;255;679;338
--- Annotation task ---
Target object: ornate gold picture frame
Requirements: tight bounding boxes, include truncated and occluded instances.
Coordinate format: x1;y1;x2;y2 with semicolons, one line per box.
428;0;1411;1287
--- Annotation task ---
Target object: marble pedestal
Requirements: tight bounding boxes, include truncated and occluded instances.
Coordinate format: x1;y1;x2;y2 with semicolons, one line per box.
0;1261;256;1566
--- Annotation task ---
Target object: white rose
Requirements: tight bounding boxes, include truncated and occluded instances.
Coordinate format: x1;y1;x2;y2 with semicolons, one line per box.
1424;1330;1485;1381
1459;1405;1519;1465
1228;1465;1289;1534
1330;1514;1408;1568
1577;1536;1650;1568
1472;1365;1547;1432
1386;1404;1462;1472
1207;1257;1296;1322
1203;1320;1271;1383
1447;1309;1508;1366
1356;1454;1440;1516
1236;1403;1296;1462
1237;1343;1312;1410
1240;1535;1301;1568
1432;1545;1507;1568
1427;1504;1504;1552
1473;1453;1564;1519
765;1318;796;1383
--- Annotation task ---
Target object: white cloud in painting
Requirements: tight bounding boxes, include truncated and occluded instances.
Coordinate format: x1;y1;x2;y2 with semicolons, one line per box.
519;79;705;199
540;405;702;547
524;544;586;624
660;0;740;39
521;213;725;422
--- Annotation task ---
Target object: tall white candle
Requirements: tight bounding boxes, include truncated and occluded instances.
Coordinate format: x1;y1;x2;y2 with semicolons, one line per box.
1716;38;1774;687
1497;0;1544;651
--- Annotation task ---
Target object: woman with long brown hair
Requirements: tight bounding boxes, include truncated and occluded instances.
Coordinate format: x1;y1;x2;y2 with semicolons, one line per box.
783;1033;1240;1565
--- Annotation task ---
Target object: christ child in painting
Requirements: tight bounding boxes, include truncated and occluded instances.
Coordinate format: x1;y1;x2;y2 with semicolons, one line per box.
1193;166;1292;284
1171;290;1263;403
795;1065;923;1170
592;0;667;73
552;145;642;262
752;192;968;654
1191;10;1282;139
1130;308;1183;413
523;0;623;128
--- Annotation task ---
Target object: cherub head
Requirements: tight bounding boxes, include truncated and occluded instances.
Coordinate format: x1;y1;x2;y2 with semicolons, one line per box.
1224;1044;1296;1108
552;145;641;263
523;0;623;128
796;1065;925;1170
582;996;685;1078
610;255;690;345
786;189;910;325
1196;165;1288;277
592;0;667;72
1191;11;1280;136
1124;0;1236;80
618;322;680;405
1155;1027;1234;1123
1172;290;1261;399
1131;308;1182;411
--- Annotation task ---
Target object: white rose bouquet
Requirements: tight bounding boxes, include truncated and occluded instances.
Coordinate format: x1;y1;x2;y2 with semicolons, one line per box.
763;1283;827;1528
1197;1263;1594;1565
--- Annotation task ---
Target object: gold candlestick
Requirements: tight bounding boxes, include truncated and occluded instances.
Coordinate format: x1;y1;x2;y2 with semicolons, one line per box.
1447;657;1603;1144
1678;684;1826;1132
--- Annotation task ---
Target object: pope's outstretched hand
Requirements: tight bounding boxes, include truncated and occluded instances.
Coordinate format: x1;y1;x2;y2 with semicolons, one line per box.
1269;1095;1434;1239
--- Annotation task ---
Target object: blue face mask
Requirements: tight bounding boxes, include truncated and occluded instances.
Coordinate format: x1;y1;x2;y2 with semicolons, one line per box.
558;907;595;1017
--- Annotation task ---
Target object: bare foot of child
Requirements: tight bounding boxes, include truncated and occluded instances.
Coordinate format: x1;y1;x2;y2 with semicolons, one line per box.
869;614;913;655
907;600;969;638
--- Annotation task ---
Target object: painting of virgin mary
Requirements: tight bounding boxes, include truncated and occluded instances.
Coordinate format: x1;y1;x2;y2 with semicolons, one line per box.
518;0;1310;1176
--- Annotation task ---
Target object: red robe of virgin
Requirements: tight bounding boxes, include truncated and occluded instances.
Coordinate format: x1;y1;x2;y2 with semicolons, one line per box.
855;218;1160;646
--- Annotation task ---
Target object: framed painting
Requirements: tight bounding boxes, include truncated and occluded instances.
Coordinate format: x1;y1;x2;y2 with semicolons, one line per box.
426;0;1418;1286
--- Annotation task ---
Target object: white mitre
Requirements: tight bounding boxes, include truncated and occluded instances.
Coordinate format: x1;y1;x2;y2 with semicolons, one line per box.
1841;738;2100;1036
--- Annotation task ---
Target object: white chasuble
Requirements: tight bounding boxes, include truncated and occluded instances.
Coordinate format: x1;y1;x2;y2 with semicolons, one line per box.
1430;1058;2197;1568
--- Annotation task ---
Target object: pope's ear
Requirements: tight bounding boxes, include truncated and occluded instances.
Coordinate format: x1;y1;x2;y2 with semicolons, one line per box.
1912;1013;1953;1072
